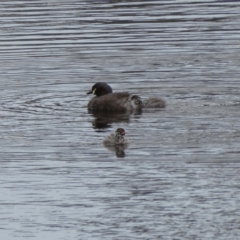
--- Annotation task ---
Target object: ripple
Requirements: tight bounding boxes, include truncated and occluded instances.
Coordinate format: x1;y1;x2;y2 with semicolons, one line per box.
0;0;240;239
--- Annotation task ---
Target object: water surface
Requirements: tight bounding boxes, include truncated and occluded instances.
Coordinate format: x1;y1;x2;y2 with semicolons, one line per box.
0;0;240;239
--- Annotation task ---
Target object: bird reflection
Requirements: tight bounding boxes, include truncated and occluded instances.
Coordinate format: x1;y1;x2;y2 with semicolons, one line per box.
103;144;128;158
89;109;142;129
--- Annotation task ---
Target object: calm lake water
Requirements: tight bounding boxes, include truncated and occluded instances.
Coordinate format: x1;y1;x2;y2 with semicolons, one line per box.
1;0;240;239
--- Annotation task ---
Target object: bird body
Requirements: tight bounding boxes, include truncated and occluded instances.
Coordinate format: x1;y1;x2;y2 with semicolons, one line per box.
87;82;165;112
103;128;128;146
87;82;142;113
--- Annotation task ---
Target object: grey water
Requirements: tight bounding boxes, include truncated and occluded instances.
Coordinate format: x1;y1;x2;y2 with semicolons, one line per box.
1;0;240;239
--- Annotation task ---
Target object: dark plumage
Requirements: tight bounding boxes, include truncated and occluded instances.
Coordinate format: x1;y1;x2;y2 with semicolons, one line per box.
87;82;142;113
87;82;166;113
87;82;113;96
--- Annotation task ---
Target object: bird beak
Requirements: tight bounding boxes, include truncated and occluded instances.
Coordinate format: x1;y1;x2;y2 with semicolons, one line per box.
87;88;96;95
